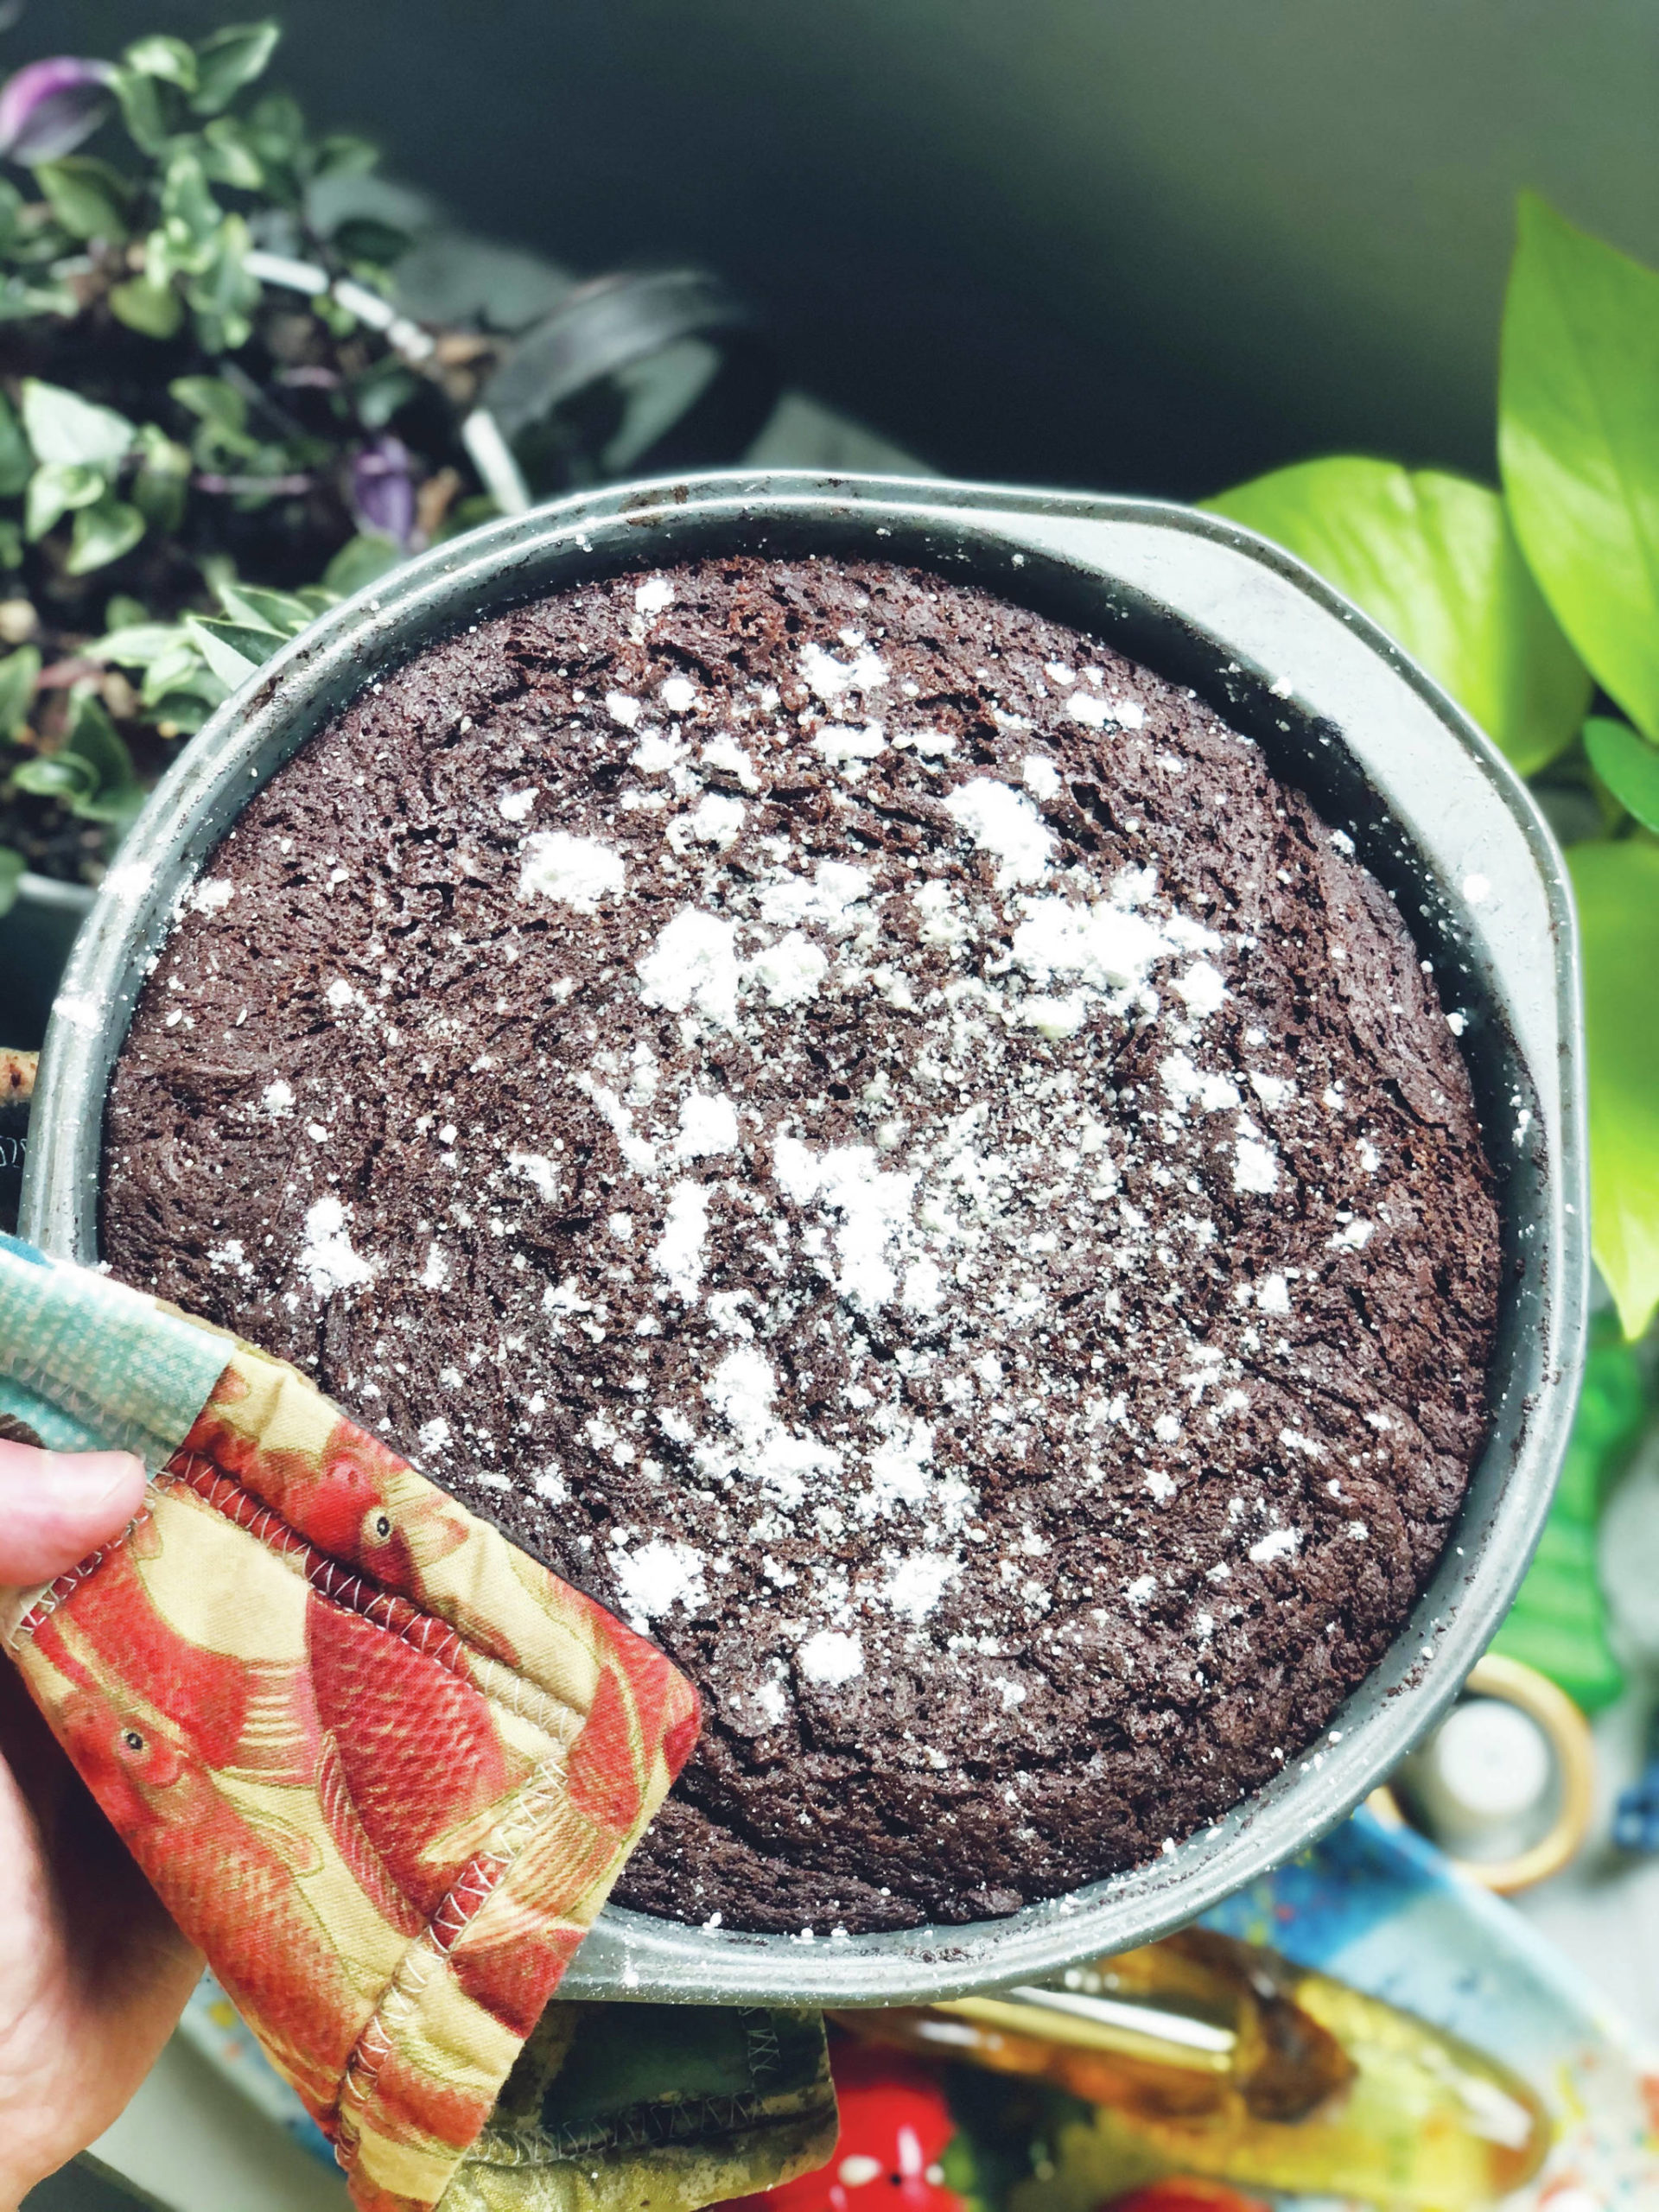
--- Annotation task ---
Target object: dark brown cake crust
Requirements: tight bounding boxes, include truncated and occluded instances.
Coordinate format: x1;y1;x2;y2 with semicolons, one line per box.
101;556;1500;1934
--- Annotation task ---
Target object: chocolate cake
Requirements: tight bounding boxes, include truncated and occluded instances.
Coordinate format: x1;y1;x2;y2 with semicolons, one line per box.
101;555;1501;1935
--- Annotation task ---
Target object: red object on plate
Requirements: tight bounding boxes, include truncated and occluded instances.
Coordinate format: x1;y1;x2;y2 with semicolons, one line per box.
1102;2183;1271;2212
724;2039;965;2212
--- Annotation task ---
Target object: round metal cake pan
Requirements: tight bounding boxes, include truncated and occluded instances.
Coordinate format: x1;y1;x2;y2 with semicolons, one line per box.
21;471;1588;2006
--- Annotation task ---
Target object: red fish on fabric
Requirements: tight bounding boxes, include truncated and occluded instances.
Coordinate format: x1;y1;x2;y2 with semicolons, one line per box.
29;1541;368;2110
8;1334;703;2212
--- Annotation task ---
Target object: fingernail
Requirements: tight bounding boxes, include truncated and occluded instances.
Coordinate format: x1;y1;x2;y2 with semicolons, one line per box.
48;1449;147;1515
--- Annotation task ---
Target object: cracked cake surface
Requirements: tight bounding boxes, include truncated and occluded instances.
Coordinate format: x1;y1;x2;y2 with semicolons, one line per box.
101;553;1501;1933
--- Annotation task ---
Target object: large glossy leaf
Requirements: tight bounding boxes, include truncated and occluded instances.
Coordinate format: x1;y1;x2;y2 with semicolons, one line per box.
1500;195;1659;741
1569;838;1659;1338
1585;719;1659;834
1207;456;1589;774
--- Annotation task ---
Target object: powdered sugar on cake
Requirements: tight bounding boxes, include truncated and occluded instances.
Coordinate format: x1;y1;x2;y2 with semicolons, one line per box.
101;554;1500;1938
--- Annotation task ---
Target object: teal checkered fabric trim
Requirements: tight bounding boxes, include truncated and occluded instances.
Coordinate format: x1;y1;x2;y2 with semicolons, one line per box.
0;1233;227;1465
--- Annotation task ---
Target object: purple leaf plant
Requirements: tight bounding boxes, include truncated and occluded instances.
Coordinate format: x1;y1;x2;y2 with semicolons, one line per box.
349;435;416;550
0;57;115;165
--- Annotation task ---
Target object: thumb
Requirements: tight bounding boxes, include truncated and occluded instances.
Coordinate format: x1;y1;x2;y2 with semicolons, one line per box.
0;1438;147;1586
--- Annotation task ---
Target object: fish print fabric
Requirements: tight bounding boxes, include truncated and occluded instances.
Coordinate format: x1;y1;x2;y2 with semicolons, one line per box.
0;1240;700;2212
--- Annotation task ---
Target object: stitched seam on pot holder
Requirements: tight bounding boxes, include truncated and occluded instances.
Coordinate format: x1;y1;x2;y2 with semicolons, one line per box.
134;1455;588;2181
154;1459;582;1751
332;1751;570;2172
166;1451;473;1662
158;1451;593;1739
7;1508;152;1649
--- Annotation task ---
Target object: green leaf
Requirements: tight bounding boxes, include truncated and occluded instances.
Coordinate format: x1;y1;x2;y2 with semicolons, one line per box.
191;22;281;116
157;149;223;271
111;67;174;156
0;522;23;570
1500;195;1659;741
0;391;33;499
21;379;135;469
26;461;105;542
11;753;94;803
1569;838;1659;1338
130;424;191;534
124;35;198;91
34;156;131;243
309;133;379;181
217;581;315;636
169;372;256;461
1585;717;1659;832
65;494;145;575
199;116;264;191
1206;456;1591;775
183;213;260;353
57;689;144;823
184;614;262;690
323;532;402;597
352;358;417;431
145;685;224;734
168;373;247;439
0;276;79;323
1491;1311;1644;1711
137;632;214;707
108;275;182;339
94;622;184;667
330;216;412;269
243;92;305;196
0;847;23;918
0;645;40;739
193;613;285;664
130;468;185;536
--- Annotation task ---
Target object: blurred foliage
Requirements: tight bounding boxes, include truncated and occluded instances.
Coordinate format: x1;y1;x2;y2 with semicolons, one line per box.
0;20;487;893
1491;1311;1649;1709
1215;195;1659;1340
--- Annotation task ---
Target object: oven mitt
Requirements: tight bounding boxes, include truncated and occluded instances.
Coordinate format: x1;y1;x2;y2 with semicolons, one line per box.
0;1231;744;2212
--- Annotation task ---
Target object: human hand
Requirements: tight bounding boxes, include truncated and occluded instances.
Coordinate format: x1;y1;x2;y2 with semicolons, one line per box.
0;1440;201;2207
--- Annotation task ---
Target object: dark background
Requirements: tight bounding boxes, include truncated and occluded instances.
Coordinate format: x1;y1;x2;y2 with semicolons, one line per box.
22;3;1659;500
